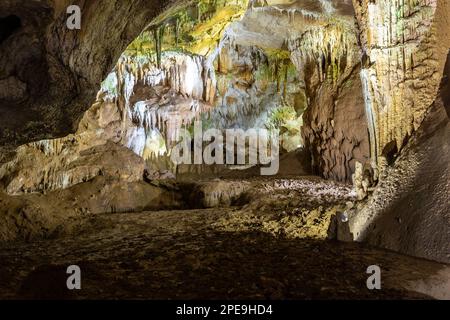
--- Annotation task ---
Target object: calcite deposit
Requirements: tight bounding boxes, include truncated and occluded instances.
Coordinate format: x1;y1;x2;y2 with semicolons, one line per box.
355;0;450;162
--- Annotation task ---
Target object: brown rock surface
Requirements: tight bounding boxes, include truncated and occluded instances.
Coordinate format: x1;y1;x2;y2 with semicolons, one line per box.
289;21;370;182
344;51;450;264
0;207;448;300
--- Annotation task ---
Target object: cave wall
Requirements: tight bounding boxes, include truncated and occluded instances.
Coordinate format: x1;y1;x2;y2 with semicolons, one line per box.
345;52;450;263
289;22;370;183
295;0;450;184
344;0;450;263
301;68;370;183
0;0;176;151
353;0;450;162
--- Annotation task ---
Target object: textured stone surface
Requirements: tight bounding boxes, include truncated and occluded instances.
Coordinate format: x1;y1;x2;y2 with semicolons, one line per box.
289;21;370;182
0;173;448;299
0;176;184;242
354;0;450;161
335;0;450;264
0;77;27;101
344;52;450;264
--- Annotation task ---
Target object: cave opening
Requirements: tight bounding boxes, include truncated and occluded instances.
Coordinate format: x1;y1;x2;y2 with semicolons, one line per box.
0;15;21;45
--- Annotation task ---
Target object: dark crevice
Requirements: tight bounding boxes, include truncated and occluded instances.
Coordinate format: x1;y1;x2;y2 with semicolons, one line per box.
440;50;450;118
0;15;22;45
382;140;398;166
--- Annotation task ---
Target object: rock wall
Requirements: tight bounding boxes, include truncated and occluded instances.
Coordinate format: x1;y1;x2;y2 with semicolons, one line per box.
293;0;450;183
353;0;450;162
302;69;370;183
344;52;450;263
343;0;450;263
289;22;370;183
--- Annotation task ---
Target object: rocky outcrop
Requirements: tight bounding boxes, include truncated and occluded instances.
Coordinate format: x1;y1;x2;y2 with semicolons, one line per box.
344;58;450;263
0;176;184;242
0;140;146;195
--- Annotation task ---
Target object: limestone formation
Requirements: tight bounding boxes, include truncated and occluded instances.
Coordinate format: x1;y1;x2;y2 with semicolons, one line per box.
354;0;450;163
288;17;371;182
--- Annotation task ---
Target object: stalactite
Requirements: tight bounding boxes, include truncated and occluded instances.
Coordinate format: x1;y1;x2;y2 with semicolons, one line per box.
288;22;358;85
98;49;221;155
175;18;180;47
153;25;166;68
275;60;280;93
283;63;288;100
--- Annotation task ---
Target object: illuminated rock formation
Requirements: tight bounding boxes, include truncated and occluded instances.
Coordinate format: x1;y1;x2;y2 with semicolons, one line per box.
354;0;450;163
288;14;370;182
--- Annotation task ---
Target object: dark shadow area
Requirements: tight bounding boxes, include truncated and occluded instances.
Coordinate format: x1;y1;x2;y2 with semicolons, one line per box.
441;50;450;118
0;230;435;300
0;15;21;45
382;140;398;166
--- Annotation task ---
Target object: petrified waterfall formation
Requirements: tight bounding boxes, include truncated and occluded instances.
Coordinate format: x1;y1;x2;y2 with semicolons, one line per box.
347;0;450;263
354;0;450;164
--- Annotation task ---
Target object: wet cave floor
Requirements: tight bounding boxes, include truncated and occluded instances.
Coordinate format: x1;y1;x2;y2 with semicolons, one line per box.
0;176;447;300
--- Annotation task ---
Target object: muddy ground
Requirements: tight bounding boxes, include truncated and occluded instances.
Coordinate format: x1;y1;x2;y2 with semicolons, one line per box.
0;176;448;300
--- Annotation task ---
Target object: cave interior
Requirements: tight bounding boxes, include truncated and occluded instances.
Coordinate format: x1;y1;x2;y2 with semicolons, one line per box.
0;0;449;300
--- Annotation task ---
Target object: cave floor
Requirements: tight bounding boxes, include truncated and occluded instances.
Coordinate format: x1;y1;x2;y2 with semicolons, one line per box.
0;205;448;300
